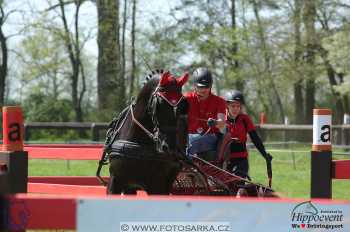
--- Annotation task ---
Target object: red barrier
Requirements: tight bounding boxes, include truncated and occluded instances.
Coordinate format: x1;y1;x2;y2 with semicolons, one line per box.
332;160;350;179
28;183;106;195
5;194;350;230
8;194;76;230
19;143;350;199
25;146;102;160
29;176;109;186
25;144;103;148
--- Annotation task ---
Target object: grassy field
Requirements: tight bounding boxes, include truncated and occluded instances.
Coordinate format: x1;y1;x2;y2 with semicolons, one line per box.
249;149;350;200
28;145;350;200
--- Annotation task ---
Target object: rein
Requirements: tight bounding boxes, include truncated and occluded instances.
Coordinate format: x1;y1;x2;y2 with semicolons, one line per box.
96;106;131;186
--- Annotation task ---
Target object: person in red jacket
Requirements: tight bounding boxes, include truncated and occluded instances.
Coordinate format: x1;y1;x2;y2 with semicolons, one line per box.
222;90;272;180
185;68;226;157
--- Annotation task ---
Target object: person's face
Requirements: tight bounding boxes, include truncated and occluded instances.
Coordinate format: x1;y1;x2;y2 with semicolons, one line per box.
227;101;241;117
195;85;211;100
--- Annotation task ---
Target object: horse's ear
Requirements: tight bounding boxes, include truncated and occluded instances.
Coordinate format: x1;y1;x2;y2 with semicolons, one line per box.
159;71;172;86
176;72;189;87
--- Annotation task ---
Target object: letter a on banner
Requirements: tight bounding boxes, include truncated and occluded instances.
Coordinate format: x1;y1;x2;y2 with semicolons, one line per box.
320;125;331;143
2;106;24;151
312;109;332;152
8;123;21;142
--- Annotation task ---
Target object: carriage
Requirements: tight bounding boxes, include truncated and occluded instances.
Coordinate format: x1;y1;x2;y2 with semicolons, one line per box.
171;155;275;197
96;70;276;197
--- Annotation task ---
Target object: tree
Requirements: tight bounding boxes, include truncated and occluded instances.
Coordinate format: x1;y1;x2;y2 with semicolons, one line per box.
303;0;317;124
16;28;70;101
57;0;87;122
250;0;285;123
315;0;350;123
129;0;137;99
121;0;127;93
0;1;9;107
293;0;304;124
13;0;96;123
230;0;243;90
96;0;124;120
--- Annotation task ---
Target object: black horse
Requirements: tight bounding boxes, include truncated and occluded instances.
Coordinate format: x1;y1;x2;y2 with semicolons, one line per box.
101;70;189;194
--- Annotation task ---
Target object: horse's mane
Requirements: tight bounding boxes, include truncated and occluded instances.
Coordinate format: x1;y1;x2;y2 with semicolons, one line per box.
135;70;164;105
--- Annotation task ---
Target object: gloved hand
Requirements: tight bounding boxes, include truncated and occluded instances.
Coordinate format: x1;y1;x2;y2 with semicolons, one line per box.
207;118;217;127
264;153;273;162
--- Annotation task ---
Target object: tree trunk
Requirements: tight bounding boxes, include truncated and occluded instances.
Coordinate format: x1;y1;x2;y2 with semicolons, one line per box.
121;0;127;95
339;73;350;114
293;0;304;124
0;4;8;107
59;0;85;122
303;0;317;124
97;0;124;118
129;0;137;99
252;0;285;123
230;0;243;90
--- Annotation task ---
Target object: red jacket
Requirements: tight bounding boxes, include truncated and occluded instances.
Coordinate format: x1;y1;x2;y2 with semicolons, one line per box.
185;92;226;134
226;113;255;158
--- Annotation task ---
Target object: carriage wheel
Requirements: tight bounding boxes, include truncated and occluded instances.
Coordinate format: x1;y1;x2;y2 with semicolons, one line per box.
236;188;248;198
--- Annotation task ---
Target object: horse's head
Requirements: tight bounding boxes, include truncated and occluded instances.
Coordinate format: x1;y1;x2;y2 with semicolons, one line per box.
147;71;189;155
123;70;188;156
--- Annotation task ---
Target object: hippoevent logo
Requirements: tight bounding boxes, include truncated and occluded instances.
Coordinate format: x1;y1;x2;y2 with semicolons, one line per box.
291;201;344;230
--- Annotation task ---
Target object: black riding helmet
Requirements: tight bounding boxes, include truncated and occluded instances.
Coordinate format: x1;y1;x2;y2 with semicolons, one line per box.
224;90;245;105
193;67;213;88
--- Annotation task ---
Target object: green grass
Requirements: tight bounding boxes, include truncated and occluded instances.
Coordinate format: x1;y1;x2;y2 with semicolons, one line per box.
29;159;109;176
248;149;350;200
28;148;350;200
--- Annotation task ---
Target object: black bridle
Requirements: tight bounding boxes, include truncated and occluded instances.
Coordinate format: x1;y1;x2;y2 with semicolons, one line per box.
131;84;185;153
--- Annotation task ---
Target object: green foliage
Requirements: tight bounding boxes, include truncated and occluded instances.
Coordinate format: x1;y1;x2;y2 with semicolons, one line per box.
323;28;350;95
4;0;350;125
16;26;72;123
27;130;91;142
23;92;73;122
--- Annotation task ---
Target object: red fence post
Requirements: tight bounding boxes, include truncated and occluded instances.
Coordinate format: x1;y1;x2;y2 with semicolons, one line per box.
311;109;332;199
0;106;28;194
259;112;266;125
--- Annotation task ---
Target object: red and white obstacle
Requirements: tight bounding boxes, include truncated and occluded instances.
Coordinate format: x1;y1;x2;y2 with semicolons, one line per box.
311;109;350;198
1;106;350;231
1;194;350;231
